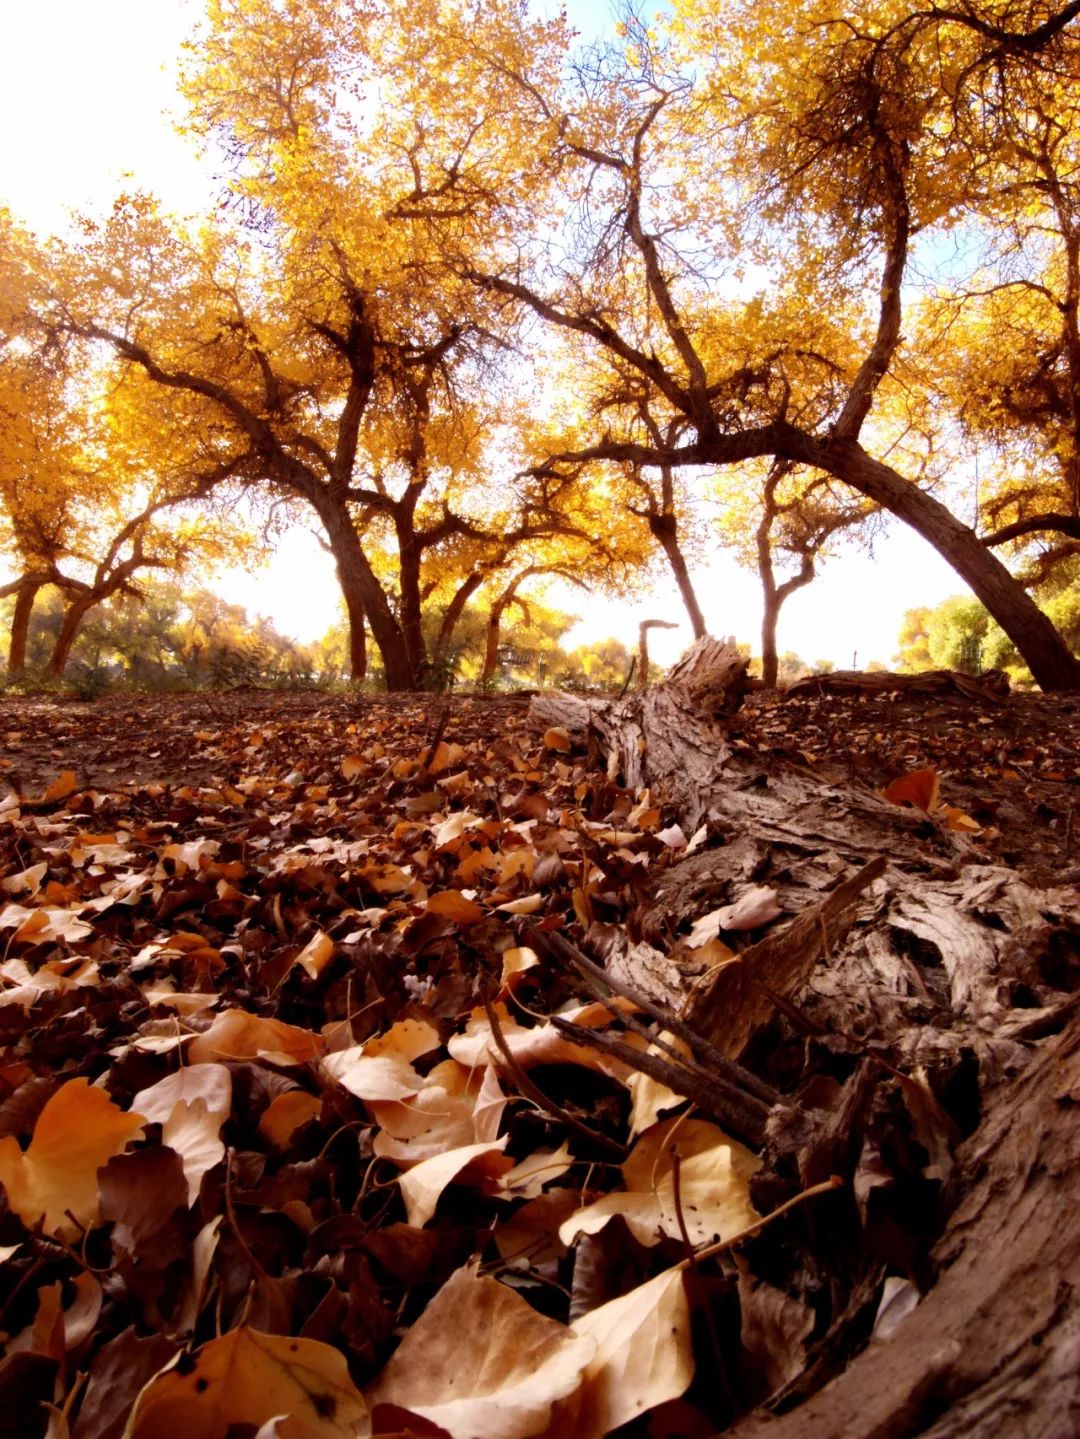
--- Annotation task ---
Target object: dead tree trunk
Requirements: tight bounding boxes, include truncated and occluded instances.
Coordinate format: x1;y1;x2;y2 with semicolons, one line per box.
532;635;1080;1436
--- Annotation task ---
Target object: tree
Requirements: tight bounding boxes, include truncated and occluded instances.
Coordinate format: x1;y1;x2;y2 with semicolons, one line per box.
912;12;1080;580
441;1;1080;688
714;459;876;686
1;217;240;677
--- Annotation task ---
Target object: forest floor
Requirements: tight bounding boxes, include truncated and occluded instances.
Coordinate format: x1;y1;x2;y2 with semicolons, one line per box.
0;683;1077;1437
3;684;1077;877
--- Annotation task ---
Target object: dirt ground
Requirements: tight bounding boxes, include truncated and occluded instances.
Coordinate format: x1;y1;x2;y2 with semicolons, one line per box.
2;683;1076;883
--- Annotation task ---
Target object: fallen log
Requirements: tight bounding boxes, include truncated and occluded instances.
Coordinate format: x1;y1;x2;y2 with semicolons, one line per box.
531;636;1080;1435
786;667;1011;703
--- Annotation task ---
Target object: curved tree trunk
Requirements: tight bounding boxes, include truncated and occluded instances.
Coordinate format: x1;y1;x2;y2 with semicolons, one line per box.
789;433;1080;691
760;591;780;689
48;595;95;677
342;587;367;683
481;595;511;686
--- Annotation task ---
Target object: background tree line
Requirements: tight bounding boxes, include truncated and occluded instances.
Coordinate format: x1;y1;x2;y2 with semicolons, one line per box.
3;0;1080;691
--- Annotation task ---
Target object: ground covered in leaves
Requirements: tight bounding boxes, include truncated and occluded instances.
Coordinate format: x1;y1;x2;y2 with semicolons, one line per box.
0;685;1077;1438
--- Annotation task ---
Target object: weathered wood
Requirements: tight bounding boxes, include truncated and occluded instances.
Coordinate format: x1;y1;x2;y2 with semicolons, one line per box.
682;856;887;1054
786;667;1011;703
728;1008;1080;1439
531;637;1080;1435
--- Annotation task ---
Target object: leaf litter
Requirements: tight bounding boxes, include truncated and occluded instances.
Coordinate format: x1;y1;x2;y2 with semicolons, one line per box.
0;687;1077;1436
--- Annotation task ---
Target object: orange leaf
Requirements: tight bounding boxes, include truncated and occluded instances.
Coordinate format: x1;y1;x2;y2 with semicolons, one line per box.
941;804;982;833
883;769;940;812
258;1092;322;1150
426;889;485;925
0;1079;144;1239
41;770;79;803
188;1009;324;1066
126;1325;370;1438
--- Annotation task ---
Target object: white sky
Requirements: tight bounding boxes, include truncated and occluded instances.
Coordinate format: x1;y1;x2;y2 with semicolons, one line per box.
0;0;971;669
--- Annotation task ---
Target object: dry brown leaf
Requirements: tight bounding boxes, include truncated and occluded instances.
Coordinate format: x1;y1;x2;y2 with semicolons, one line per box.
687;886;782;946
323;1018;440;1103
554;1266;694;1439
449;1001;633;1079
42;771;79;803
397;1138;512;1227
492;1191;580;1267
258;1092;322;1150
187;1010;324;1066
132;1063;232;1125
426;889;485;925
366;1264;594;1437
293;930;335;981
500;946;540;991
543;727;573;753
0;903;95;945
0;1078;145;1239
627;1033;693;1137
941;803;982;833
161;1099;226;1206
560;1117;760;1249
123;1325;371;1438
425;740;468;775
497;1142;574;1200
370;1059;505;1165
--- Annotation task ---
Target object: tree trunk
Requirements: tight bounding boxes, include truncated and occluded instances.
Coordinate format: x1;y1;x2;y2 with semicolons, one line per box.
651;515;707;639
396;533;428;685
337;575;367;683
7;582;40;676
760;591;780;689
435;571;485;662
790;434;1080;692
531;638;1080;1433
481;598;508;687
316;498;419;690
48;596;95;677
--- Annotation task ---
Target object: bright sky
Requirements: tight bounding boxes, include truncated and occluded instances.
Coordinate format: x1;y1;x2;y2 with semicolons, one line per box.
0;0;971;669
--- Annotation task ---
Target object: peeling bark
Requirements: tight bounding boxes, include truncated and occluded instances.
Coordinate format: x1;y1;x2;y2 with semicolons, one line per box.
532;636;1080;1433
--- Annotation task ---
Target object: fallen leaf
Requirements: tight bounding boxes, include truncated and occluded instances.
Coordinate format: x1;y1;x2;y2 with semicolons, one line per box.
124;1325;371;1438
0;1079;145;1239
42;771;79;803
187;1010;324;1066
560;1117;760;1249
426;889;485;925
293;930;335;981
398;1138;512;1227
497;1142;574;1199
560;1266;694;1439
132;1064;232;1126
883;768;941;812
366;1264;594;1437
323;1019;440;1102
162;1098;226;1206
543;727;573;753
258;1092;322;1149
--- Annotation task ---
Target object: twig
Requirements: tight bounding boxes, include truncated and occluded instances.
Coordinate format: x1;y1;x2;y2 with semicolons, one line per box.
481;998;625;1158
679;1176;845;1269
419;701;451;774
524;925;778;1107
548;1013;769;1146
